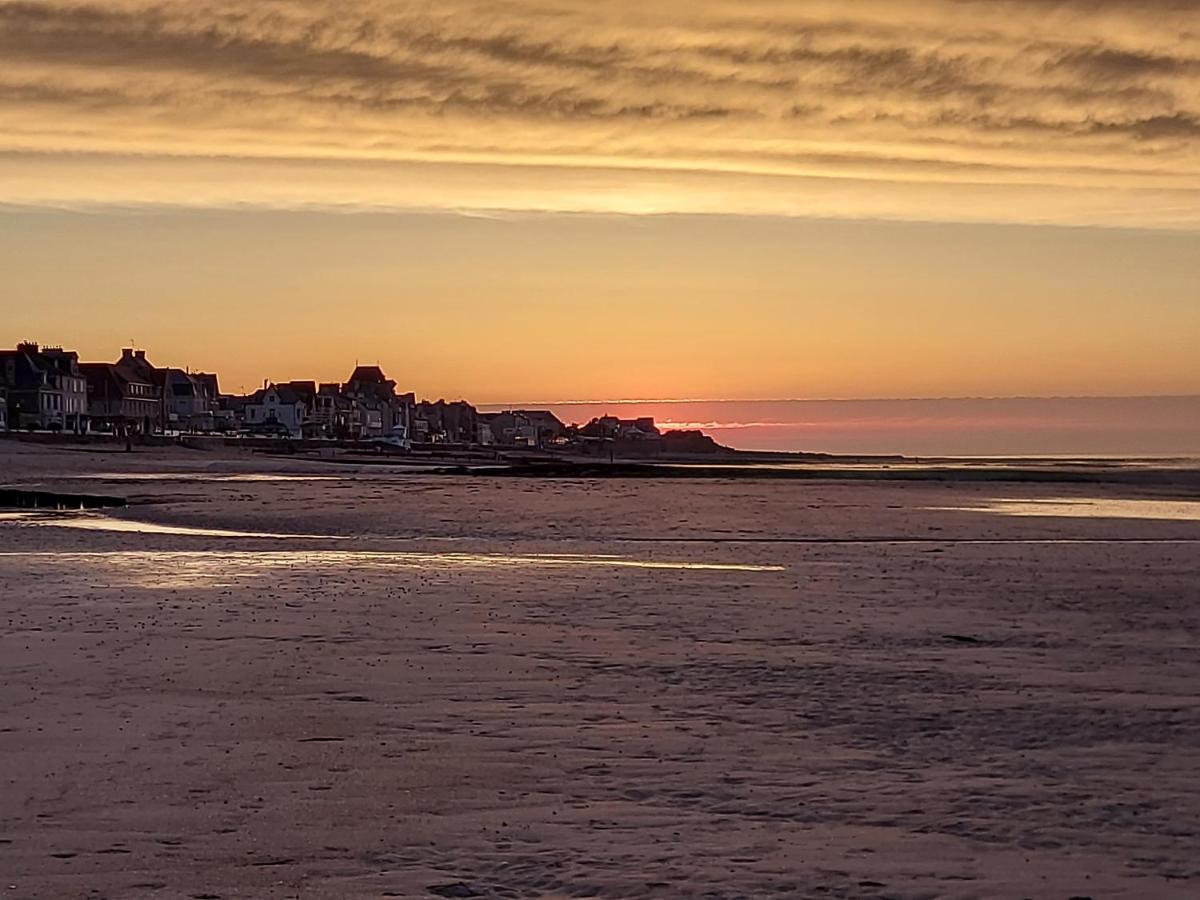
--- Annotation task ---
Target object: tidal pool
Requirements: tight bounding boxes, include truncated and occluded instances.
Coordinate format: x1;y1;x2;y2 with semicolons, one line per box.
932;497;1200;521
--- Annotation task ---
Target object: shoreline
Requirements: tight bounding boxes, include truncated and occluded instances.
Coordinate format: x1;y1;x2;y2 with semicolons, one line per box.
5;440;1200;491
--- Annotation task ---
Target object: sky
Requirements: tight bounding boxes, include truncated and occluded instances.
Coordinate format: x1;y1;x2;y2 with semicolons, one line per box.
2;0;1199;448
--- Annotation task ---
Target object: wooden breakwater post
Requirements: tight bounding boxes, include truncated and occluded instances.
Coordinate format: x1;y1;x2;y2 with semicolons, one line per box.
0;489;127;510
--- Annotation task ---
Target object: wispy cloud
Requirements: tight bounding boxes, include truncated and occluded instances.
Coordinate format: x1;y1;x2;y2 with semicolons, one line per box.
2;0;1197;225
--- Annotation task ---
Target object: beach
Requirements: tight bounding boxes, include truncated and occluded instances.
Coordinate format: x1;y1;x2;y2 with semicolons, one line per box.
1;442;1198;899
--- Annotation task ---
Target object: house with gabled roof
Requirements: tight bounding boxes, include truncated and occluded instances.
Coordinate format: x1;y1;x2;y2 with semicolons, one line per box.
80;360;160;435
574;416;661;441
243;383;308;436
481;409;566;447
1;342;89;432
414;399;478;444
342;364;414;439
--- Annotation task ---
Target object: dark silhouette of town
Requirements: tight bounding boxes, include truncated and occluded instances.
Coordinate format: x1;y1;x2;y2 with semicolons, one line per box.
0;341;725;457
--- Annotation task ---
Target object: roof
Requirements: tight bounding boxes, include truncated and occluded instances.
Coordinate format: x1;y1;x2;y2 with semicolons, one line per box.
278;380;317;405
0;349;49;389
79;362;153;395
249;383;310;406
193;373;220;396
573;415;660;438
347;365;390;385
1;345;85;389
275;386;305;405
164;369;203;398
512;410;566;429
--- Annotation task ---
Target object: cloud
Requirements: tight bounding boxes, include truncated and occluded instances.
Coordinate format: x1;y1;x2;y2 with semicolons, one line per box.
1;0;1197;226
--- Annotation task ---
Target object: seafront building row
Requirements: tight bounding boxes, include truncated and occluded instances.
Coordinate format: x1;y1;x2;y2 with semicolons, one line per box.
0;342;671;451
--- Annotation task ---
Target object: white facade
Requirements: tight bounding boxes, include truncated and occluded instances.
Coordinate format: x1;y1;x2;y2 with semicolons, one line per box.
244;386;306;436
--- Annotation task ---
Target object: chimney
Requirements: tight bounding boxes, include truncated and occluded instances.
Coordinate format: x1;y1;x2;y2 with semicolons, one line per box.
121;348;135;362
17;341;38;353
135;350;146;360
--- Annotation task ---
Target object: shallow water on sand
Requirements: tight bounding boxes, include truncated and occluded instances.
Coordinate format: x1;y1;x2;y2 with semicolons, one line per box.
0;510;336;539
0;549;785;589
75;472;342;482
933;497;1200;521
5;508;1200;546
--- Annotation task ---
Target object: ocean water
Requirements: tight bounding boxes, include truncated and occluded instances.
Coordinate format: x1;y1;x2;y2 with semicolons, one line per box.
491;396;1200;457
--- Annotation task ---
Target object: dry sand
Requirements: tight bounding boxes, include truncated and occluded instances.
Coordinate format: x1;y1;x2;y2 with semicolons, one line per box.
1;443;1198;899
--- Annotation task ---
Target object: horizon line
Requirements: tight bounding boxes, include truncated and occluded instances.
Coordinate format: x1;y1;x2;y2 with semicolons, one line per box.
476;393;1200;408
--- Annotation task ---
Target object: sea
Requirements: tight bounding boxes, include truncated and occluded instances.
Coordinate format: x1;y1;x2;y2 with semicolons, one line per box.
480;395;1200;458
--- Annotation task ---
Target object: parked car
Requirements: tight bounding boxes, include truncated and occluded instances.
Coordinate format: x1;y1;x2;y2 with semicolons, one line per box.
370;427;412;452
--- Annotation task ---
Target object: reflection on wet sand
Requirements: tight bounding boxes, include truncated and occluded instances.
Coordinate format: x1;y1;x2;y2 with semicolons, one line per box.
0;510;340;539
933;497;1200;521
5;509;1200;548
75;472;342;482
0;550;785;589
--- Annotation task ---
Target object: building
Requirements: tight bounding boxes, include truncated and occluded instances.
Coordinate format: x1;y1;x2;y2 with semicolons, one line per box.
193;373;220;401
192;372;224;430
112;348;172;431
574;416;662;442
80;348;172;435
272;381;332;438
243;383;309;436
310;382;350;437
40;347;89;433
2;343;62;431
477;418;494;446
482;409;566;447
520;410;567;444
99;350;222;433
415;399;478;444
215;392;248;431
163;369;219;432
621;417;661;440
80;361;161;435
342;365;414;440
343;366;392;438
0;342;89;432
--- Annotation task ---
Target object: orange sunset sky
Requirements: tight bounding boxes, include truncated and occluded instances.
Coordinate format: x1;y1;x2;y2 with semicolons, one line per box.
2;0;1198;403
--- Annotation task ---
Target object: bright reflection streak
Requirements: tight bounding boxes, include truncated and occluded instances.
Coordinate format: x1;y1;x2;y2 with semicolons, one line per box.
74;473;341;482
0;550;784;589
2;511;340;539
931;497;1200;521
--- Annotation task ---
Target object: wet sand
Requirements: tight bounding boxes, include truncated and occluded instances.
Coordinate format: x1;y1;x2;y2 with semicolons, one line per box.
1;443;1198;898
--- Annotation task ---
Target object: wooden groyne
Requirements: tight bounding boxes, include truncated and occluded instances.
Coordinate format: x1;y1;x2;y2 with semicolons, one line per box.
0;489;127;510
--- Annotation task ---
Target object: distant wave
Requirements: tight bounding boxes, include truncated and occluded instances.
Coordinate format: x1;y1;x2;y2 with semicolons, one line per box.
659;421;790;431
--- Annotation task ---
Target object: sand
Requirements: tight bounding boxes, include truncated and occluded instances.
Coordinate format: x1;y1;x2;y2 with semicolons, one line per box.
1;442;1198;899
